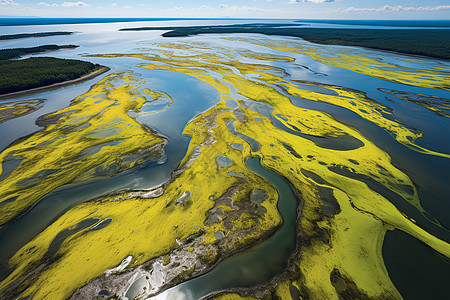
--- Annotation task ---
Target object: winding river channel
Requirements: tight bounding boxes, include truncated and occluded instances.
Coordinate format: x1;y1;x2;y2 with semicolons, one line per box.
150;156;298;300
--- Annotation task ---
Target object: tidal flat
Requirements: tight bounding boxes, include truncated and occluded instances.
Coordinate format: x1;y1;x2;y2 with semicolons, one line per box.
0;21;449;300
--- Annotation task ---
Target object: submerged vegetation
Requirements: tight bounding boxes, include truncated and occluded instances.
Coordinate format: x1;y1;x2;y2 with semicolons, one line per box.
0;80;282;299
1;37;449;300
121;24;450;60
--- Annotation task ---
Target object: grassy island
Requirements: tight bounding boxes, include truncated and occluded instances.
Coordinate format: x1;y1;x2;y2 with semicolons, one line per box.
0;72;167;227
0;31;73;41
120;24;450;60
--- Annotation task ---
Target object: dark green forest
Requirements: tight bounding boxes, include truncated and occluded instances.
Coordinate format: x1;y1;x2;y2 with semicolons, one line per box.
295;20;450;28
121;24;450;59
0;45;78;60
0;57;100;95
0;31;73;41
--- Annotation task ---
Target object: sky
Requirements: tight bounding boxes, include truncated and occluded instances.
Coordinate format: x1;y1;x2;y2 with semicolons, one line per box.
1;0;450;19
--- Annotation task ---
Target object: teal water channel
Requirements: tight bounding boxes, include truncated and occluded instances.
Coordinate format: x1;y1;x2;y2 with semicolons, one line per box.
152;156;299;300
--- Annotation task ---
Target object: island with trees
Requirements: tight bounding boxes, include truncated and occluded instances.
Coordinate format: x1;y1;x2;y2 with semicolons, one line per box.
0;31;73;41
0;45;109;97
0;44;78;60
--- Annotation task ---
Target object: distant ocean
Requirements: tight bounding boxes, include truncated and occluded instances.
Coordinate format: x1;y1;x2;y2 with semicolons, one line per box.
0;18;263;26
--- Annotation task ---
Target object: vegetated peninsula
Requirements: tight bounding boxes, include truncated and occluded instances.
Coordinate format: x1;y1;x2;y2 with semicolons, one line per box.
0;45;109;97
0;57;108;96
121;24;450;60
0;31;73;41
0;44;78;60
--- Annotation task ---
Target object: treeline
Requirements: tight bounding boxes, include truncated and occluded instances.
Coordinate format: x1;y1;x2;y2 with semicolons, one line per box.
0;57;100;95
0;31;73;41
0;45;78;60
121;25;450;60
295;20;450;28
120;23;297;33
274;28;450;60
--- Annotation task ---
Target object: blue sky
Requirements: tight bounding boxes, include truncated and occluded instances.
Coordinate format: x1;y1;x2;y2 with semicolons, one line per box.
1;0;450;19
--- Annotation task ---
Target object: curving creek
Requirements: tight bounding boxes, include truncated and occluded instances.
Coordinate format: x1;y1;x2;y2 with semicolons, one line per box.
148;156;298;300
0;20;450;299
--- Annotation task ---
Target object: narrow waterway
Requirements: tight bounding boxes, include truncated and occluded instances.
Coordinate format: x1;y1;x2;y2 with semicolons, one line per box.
152;156;299;300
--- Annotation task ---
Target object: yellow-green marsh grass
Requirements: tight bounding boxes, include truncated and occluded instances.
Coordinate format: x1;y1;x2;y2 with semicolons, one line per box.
0;99;282;300
212;98;449;300
225;36;450;91
96;42;449;158
0;72;166;226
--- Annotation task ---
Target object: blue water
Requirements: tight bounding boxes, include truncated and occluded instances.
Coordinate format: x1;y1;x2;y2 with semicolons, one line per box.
0;18;285;27
1;18;449;29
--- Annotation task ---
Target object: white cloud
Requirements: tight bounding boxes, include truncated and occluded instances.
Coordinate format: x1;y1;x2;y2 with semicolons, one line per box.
111;3;118;7
38;1;90;8
167;6;183;11
0;0;20;8
39;2;59;7
219;4;278;13
61;1;89;7
290;0;335;3
339;5;450;13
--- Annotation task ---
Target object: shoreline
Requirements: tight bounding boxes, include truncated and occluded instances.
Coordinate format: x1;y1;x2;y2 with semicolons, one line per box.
203;183;306;300
0;66;110;99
